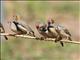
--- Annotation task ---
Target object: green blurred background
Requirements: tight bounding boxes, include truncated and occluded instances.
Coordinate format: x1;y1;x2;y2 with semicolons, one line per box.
1;1;80;60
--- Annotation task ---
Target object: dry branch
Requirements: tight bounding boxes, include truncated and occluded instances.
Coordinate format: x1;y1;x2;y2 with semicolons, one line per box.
0;33;80;44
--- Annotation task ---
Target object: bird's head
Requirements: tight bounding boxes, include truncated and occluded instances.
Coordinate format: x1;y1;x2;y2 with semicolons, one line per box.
13;15;20;21
51;19;55;23
48;18;55;25
36;24;40;29
39;24;47;31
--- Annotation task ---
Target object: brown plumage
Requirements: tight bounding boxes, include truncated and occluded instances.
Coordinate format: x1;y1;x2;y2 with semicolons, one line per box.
9;15;35;37
47;19;72;46
47;21;63;46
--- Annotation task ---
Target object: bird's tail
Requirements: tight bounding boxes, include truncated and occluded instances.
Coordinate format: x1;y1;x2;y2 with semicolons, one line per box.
31;31;35;37
55;35;64;47
68;37;72;41
60;41;64;47
28;31;35;37
4;35;8;40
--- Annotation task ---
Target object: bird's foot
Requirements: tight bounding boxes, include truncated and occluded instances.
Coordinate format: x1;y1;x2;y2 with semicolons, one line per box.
68;37;72;41
55;39;58;43
35;37;40;40
27;32;35;37
55;35;62;42
36;37;45;40
40;37;45;40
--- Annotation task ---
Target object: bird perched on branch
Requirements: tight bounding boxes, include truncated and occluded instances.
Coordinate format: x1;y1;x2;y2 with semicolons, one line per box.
35;22;58;40
35;22;63;46
47;19;72;46
36;23;49;39
8;15;35;37
47;19;63;46
0;22;8;40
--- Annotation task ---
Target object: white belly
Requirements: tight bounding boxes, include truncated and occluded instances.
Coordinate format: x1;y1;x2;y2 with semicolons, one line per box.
11;23;17;32
49;28;58;35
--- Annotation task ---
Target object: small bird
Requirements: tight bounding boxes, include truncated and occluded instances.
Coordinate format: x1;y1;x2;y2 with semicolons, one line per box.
36;23;49;39
8;15;35;37
56;25;72;41
48;19;72;41
36;22;64;46
47;19;64;46
36;22;58;40
47;19;72;46
0;22;8;40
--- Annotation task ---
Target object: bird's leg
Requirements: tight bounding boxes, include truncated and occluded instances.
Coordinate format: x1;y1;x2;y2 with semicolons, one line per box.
28;32;35;37
55;35;64;47
60;41;64;47
40;37;46;40
35;37;40;40
66;36;70;41
55;35;62;42
68;36;72;41
32;31;36;37
33;32;36;37
27;31;32;36
55;36;59;43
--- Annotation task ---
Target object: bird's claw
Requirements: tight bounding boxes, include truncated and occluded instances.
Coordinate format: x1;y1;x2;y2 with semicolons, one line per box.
35;37;40;40
35;37;45;40
55;39;57;43
40;37;45;40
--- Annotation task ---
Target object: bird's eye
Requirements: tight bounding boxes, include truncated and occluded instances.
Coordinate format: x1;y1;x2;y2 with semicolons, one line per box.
36;25;39;29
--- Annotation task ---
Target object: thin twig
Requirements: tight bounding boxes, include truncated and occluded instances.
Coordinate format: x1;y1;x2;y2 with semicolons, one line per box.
0;33;80;44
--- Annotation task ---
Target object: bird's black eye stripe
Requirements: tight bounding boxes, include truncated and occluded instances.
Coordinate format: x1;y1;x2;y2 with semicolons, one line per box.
47;25;54;32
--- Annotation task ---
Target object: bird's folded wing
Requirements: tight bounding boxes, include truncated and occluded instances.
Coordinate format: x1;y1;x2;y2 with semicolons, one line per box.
17;21;33;33
64;29;71;36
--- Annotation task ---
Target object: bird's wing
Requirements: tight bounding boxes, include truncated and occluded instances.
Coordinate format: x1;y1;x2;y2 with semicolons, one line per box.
64;29;71;36
57;25;71;36
17;20;33;31
18;22;35;36
17;23;28;32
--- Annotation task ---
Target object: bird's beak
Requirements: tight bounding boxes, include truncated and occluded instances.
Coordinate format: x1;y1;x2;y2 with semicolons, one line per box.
7;21;11;24
15;15;20;21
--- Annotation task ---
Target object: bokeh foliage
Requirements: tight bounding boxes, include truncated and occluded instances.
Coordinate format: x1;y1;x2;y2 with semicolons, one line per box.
1;1;80;60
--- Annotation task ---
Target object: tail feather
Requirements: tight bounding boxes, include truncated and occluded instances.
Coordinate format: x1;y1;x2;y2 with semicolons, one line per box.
60;41;64;47
68;37;72;41
4;36;8;40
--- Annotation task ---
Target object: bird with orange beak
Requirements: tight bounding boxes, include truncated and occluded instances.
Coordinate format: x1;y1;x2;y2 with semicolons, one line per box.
47;19;72;46
8;14;35;36
47;19;63;46
35;22;58;40
35;21;63;47
36;23;49;39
